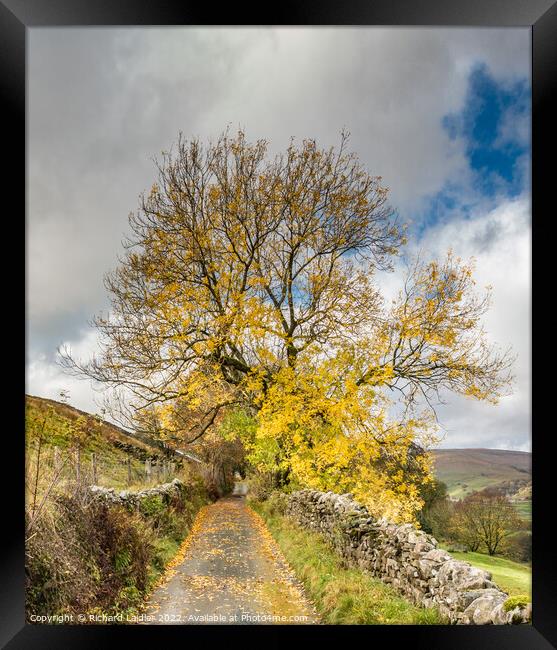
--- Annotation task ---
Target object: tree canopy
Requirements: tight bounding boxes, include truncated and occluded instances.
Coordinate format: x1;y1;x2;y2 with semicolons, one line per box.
450;494;523;555
61;130;513;522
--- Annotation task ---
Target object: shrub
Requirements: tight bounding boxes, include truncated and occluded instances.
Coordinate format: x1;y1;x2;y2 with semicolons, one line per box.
26;505;92;616
26;468;210;621
205;480;221;502
26;494;153;618
503;594;530;612
115;585;143;611
26;490;186;619
265;491;290;516
91;500;154;594
139;495;166;519
248;471;276;501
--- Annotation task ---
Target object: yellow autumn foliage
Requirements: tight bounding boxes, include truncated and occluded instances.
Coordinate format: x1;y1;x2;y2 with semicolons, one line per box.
60;131;513;524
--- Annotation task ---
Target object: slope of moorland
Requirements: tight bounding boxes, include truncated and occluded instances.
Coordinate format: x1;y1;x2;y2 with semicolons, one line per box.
432;448;531;499
27;393;171;454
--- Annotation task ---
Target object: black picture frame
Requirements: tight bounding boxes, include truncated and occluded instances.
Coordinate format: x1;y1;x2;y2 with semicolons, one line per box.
4;1;554;647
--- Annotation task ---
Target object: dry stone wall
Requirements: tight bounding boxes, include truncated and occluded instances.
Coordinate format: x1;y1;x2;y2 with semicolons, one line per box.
88;478;186;507
286;489;531;625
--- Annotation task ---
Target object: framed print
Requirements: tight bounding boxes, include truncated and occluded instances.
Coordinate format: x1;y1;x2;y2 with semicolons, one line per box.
2;0;555;647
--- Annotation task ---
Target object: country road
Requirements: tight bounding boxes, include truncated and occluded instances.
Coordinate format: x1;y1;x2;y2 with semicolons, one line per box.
142;488;318;625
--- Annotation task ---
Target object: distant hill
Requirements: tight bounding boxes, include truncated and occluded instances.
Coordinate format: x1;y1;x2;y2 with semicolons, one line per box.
432;448;531;499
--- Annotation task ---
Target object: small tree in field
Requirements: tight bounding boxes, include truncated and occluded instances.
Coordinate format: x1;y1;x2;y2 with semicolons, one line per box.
60;130;513;522
450;494;522;555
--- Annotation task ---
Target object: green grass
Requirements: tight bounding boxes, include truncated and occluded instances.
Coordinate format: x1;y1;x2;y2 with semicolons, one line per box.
252;501;445;625
443;475;496;499
442;549;531;597
147;536;181;588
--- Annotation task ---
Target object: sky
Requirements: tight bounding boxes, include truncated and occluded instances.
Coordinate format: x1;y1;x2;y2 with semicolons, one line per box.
27;27;531;451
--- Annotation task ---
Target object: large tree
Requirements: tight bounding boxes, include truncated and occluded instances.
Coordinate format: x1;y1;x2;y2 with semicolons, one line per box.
61;130;513;521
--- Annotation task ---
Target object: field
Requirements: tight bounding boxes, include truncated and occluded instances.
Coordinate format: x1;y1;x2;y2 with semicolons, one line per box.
432;448;531;499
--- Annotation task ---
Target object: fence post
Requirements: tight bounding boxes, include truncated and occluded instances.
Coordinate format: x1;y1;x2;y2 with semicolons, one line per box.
91;452;98;484
75;447;81;485
145;458;152;479
127;458;132;486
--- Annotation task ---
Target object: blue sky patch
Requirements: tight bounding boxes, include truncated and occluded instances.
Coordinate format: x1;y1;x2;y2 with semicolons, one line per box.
445;64;530;195
443;64;530;198
412;64;530;236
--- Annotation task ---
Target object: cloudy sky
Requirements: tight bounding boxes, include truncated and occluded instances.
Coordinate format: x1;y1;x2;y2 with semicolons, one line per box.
27;27;531;451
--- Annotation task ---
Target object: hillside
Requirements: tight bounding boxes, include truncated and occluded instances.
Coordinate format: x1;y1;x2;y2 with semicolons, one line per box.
27;394;162;455
432;448;531;499
25;394;205;460
25;394;197;490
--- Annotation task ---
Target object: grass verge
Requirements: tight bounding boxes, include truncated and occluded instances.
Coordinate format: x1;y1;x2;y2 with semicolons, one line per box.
251;501;445;625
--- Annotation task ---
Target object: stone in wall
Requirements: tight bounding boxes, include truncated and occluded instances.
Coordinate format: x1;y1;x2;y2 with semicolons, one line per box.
286;489;530;625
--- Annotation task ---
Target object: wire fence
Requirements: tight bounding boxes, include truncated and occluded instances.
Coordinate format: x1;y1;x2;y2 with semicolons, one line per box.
25;441;181;508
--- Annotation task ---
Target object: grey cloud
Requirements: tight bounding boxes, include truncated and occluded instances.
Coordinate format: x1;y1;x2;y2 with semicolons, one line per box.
472;219;503;253
434;393;530;451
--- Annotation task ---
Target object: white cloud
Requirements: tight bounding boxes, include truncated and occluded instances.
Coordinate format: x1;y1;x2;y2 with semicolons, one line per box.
26;329;106;415
407;196;531;450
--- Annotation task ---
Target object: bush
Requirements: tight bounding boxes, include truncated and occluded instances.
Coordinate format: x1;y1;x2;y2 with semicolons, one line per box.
93;501;154;594
503;594;530;612
265;491;290;516
139;495;166;519
205;480;221;502
26;507;91;616
26;493;155;618
247;472;276;501
26;479;209;620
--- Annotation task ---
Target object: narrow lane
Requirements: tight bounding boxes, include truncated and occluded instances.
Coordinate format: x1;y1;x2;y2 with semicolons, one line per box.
143;492;318;625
